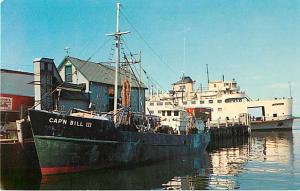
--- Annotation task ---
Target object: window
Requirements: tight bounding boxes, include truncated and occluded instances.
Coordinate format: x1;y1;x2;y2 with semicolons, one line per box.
65;65;72;82
209;100;213;104
165;102;172;105
179;85;186;90
217;100;222;103
273;113;277;117
149;110;154;114
218;108;222;111
162;111;165;116
272;103;284;106
158;111;162;114
174;111;179;116
167;111;171;116
157;102;163;106
214;84;216;87
200;100;204;104
191;101;196;104
183;101;187;105
150;102;154;106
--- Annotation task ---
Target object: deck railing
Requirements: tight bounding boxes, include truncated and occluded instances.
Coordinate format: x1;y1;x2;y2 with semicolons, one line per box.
206;114;251;129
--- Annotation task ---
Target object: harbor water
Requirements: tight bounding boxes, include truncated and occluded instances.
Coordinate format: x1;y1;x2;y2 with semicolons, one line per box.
1;121;300;190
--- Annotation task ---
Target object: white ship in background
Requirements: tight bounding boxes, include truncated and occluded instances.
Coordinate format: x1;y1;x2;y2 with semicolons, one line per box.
146;75;293;131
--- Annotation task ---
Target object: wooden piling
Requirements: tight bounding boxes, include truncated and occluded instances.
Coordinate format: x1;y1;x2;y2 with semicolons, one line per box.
207;124;250;150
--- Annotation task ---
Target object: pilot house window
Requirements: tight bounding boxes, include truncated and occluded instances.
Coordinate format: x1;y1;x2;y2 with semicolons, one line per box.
174;111;179;116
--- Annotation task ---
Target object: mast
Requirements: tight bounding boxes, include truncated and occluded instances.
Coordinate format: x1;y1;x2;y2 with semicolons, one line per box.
289;81;292;98
138;49;141;112
114;2;121;123
206;64;210;84
107;2;130;123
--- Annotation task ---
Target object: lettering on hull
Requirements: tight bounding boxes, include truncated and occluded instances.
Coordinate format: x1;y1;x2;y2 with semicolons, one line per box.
48;117;93;128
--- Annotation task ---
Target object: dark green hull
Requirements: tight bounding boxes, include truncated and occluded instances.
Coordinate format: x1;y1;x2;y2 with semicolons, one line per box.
29;109;210;175
34;131;210;175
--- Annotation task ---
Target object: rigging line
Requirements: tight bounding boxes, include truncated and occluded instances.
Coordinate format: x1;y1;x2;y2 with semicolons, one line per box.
119;37;145;83
120;10;177;74
87;37;112;61
123;56;142;89
77;28;104;57
120;36;166;92
142;69;166;92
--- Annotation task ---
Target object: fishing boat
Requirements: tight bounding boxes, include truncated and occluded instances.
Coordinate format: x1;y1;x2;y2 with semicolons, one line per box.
28;3;210;175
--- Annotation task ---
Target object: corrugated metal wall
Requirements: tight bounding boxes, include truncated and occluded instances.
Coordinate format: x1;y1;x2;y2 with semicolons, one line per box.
90;82;110;112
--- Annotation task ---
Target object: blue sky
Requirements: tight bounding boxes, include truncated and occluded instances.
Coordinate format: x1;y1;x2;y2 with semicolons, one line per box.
1;0;300;116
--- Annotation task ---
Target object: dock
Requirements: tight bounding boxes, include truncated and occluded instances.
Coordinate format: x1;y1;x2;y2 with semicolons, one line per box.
206;114;251;150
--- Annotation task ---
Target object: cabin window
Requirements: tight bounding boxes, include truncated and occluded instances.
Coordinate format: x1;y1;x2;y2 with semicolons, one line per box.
150;102;154;106
209;100;213;104
217;100;222;103
191;100;196;104
165;102;172;105
179;85;186;90
218;108;222;111
200;100;204;104
272;103;284;106
65;65;72;82
167;111;171;116
162;111;165;116
183;101;187;105
174;111;179;116
157;102;163;106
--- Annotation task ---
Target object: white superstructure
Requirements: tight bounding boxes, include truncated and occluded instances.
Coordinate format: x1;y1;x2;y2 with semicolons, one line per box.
146;75;293;130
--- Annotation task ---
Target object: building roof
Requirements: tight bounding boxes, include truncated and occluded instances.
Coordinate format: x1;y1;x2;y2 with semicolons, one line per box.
0;69;33;76
58;56;147;89
173;76;194;85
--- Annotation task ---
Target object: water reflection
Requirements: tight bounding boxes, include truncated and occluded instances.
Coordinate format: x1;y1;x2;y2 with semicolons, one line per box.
40;152;210;190
206;130;296;190
250;131;294;164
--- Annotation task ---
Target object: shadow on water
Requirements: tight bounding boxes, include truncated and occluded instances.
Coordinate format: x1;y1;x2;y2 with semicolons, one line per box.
40;152;210;190
0;142;41;190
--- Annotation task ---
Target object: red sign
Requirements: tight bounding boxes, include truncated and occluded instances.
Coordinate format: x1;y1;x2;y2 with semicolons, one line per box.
0;97;13;111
